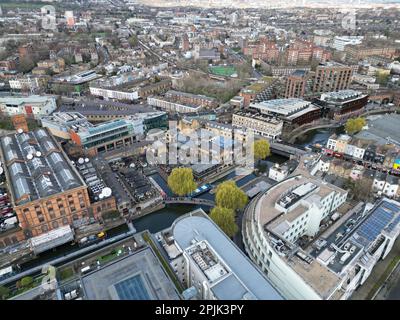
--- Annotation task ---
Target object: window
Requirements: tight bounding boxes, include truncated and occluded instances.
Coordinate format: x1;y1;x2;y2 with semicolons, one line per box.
52;221;59;229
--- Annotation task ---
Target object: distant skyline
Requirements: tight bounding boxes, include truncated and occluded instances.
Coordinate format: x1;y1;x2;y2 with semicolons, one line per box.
136;0;400;9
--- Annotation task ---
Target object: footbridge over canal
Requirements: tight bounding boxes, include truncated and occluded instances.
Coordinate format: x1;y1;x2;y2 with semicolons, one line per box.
163;197;215;207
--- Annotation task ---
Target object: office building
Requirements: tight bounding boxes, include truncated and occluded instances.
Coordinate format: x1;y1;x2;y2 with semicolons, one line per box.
232;111;283;139
250;99;321;126
317;90;368;120
69;118;144;156
159;209;283;300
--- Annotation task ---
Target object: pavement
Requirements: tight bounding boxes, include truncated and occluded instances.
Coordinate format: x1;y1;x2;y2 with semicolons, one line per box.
376;260;400;300
350;236;400;300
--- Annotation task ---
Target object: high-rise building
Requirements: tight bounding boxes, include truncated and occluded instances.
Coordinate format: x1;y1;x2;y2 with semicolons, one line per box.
313;62;352;93
284;70;308;98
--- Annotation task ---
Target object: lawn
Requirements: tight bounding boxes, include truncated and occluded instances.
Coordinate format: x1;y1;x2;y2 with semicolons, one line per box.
98;246;124;264
209;65;237;77
58;267;74;281
142;232;183;293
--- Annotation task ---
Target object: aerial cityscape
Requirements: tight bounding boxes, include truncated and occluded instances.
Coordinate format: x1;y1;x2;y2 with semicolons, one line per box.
0;0;400;305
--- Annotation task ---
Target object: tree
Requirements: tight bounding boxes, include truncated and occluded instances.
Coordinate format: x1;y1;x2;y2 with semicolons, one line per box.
20;276;33;288
128;35;138;47
210;206;238;238
253;139;271;161
167;167;197;196
345;178;373;201
215;180;248;211
18;56;35;74
345;117;366;135
0;285;10;300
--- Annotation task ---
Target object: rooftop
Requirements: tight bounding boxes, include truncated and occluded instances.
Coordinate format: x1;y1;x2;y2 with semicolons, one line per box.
320;90;366;103
250;98;312;117
171;209;283;300
355;114;400;146
81;247;180;300
0;129;84;206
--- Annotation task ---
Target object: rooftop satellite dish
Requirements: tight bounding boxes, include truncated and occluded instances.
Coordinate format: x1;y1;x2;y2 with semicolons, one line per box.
27;153;33;160
36;151;42;157
102;187;112;197
84;158;89;163
98;193;104;200
17;128;23;134
78;158;84;164
0;167;3;175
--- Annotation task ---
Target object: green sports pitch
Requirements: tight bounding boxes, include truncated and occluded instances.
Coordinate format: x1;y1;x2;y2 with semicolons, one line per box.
209;65;237;77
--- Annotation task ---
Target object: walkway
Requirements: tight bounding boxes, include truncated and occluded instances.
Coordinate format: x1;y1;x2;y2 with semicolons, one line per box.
164;197;215;207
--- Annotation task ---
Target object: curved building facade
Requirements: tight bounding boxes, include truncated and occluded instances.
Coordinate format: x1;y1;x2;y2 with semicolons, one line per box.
242;174;348;300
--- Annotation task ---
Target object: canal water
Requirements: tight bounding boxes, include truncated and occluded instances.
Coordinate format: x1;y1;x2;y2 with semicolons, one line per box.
133;153;289;234
295;127;344;147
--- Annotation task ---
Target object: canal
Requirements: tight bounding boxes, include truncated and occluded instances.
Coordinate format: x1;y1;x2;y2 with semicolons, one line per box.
133;153;289;234
294;126;344;147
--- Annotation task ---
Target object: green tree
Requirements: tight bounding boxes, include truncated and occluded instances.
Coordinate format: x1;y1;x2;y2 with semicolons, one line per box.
209;206;238;238
215;180;248;211
345;178;372;201
0;285;10;300
253;139;271;161
376;72;390;86
128;35;138;47
18;56;35;73
20;276;33;288
345;117;366;135
167;167;197;196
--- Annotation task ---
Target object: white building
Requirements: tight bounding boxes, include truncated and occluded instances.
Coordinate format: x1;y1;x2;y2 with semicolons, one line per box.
0;95;57;118
232;112;283;140
159;209;283;300
243;174;400;300
147;96;202;113
268;164;290;182
9;76;48;92
331;36;363;51
373;173;399;198
89;87;139;101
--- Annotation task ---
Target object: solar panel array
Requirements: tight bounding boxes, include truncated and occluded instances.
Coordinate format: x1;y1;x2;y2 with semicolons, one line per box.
114;275;151;300
356;203;396;243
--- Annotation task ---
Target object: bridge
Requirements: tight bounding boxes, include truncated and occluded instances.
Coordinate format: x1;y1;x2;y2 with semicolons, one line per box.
286;106;400;144
270;142;308;157
288;122;341;144
164;197;215;207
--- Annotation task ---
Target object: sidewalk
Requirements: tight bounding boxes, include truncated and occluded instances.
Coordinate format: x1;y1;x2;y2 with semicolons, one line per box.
350;237;400;300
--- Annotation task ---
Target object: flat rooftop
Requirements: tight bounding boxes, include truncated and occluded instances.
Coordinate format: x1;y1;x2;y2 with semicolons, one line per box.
355;114;400;146
171;209;283;300
81;247;180;300
59;99;156;117
250;99;312;117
